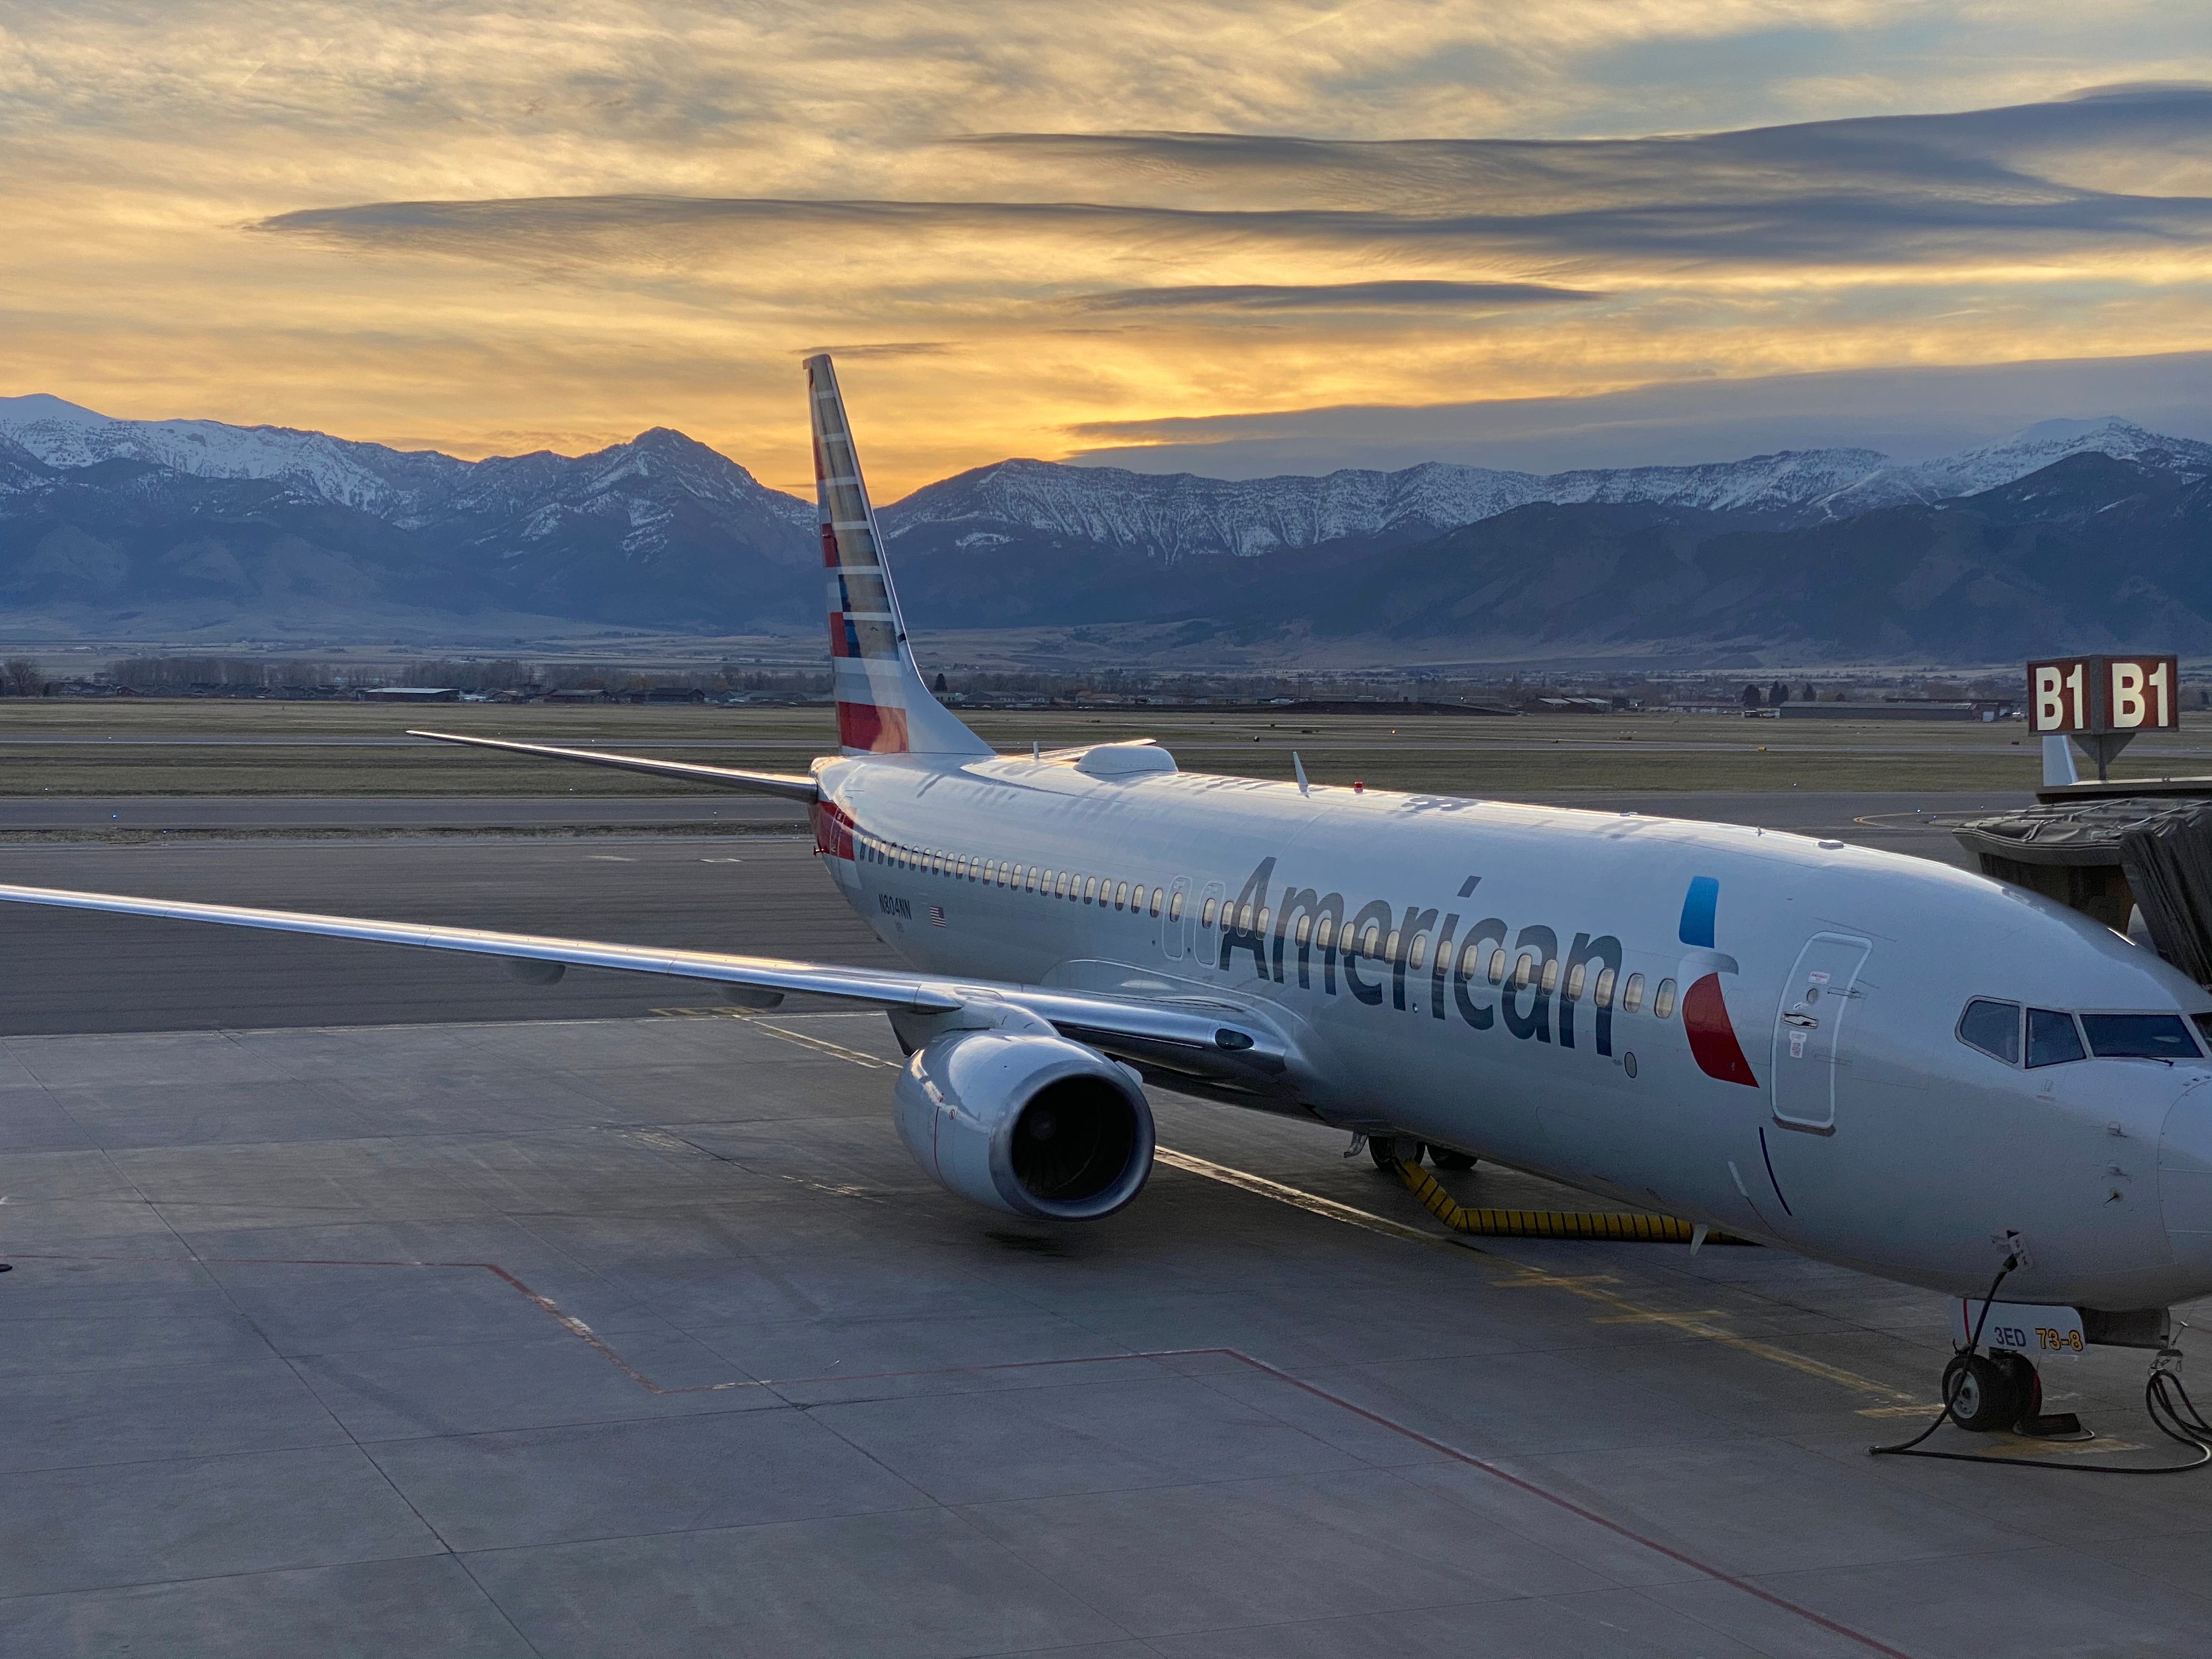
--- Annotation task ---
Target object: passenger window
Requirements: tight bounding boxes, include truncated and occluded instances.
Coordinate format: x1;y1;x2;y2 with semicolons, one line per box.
2081;1013;2202;1060
1459;942;1482;979
1084;877;1098;903
1295;915;1312;946
1201;897;1218;927
1540;959;1560;994
1621;973;1645;1012
1566;961;1586;1001
1653;979;1677;1019
1384;929;1401;962
1593;967;1615;1008
1169;890;1184;922
1488;948;1507;984
1408;934;1428;971
1362;923;1382;956
1958;998;2021;1064
1513;953;1533;989
2027;1008;2086;1068
1316;918;1334;950
1257;906;1271;935
1114;882;1129;909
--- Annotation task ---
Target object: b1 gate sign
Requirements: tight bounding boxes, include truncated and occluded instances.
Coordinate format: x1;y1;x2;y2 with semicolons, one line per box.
2027;655;2180;736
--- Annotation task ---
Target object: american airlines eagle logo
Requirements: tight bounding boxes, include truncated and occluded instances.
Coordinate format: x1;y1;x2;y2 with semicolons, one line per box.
1677;876;1759;1087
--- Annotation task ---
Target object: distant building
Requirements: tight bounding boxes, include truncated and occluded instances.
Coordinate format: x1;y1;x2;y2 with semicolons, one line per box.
544;687;612;703
1778;699;2015;721
357;686;459;702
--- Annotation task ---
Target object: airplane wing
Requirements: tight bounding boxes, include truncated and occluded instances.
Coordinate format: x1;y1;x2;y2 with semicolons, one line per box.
407;730;819;803
0;883;1294;1093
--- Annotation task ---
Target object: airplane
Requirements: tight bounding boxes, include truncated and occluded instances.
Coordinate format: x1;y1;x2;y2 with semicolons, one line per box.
5;353;2211;1439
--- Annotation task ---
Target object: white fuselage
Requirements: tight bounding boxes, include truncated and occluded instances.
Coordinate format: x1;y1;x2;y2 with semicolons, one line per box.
814;749;2212;1311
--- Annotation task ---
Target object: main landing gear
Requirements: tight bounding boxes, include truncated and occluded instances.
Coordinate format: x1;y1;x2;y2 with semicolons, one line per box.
1362;1135;1479;1172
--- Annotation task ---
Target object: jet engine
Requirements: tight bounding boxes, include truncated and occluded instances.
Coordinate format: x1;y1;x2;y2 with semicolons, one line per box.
893;1027;1155;1220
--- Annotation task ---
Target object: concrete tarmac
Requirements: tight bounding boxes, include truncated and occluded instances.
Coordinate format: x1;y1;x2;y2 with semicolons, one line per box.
3;1011;2208;1658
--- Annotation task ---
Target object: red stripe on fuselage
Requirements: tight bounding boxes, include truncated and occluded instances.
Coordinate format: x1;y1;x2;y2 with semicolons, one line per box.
811;798;856;860
1684;974;1759;1086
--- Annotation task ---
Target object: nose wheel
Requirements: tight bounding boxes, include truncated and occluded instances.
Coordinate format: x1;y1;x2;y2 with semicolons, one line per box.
1942;1352;2039;1431
1940;1351;2082;1436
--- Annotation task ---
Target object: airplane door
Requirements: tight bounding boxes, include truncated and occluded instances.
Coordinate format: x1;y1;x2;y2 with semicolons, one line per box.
1163;877;1190;960
1769;933;1871;1131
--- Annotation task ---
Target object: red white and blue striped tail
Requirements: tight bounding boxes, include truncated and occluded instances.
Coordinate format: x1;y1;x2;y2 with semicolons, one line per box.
806;354;989;758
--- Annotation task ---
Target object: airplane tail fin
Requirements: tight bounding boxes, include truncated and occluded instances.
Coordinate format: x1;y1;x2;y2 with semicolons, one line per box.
806;354;989;757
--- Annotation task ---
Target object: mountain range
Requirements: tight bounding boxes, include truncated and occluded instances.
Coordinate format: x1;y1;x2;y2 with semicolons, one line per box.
1;392;2207;663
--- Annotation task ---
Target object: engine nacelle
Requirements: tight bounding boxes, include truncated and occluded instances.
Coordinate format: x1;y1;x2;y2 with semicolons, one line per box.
894;1028;1155;1220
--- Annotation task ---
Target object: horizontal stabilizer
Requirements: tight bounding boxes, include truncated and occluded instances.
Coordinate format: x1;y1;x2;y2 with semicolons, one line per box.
407;730;818;802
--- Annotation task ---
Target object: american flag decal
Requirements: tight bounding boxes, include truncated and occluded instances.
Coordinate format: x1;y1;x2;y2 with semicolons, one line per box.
927;905;947;927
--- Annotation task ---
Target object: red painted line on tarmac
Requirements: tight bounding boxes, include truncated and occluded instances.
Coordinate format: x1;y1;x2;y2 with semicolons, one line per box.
9;1247;1906;1656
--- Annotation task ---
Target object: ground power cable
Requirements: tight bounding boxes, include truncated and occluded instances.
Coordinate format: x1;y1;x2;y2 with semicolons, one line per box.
1392;1158;1757;1244
1870;1259;2212;1475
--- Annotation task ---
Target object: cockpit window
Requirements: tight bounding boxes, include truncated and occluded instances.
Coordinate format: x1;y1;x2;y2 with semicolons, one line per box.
2026;1008;2086;1068
1958;998;2021;1065
2081;1013;2202;1061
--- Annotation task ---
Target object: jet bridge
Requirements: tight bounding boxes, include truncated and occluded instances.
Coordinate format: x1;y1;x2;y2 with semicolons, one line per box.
1955;795;2212;984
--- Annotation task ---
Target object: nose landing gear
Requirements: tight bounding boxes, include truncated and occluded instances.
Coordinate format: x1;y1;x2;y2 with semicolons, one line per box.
1940;1351;2071;1435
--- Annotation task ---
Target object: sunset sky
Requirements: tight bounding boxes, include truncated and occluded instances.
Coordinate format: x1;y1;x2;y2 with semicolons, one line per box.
4;3;2209;495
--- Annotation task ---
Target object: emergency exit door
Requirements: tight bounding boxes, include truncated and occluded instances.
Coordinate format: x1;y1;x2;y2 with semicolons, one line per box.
1770;933;1871;1131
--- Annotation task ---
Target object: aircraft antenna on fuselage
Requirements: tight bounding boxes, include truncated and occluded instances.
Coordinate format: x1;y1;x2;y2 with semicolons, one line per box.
804;353;989;759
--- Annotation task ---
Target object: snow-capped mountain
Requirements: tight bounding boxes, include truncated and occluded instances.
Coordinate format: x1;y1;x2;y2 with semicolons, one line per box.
0;393;479;522
0;395;816;552
885;417;2209;560
1814;419;2212;518
0;394;2204;653
881;451;1899;561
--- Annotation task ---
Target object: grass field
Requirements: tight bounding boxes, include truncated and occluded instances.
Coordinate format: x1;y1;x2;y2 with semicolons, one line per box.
3;698;2209;795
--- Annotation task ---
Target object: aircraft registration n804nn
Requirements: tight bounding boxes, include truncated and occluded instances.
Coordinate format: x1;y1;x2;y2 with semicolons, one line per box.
8;356;2212;1427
